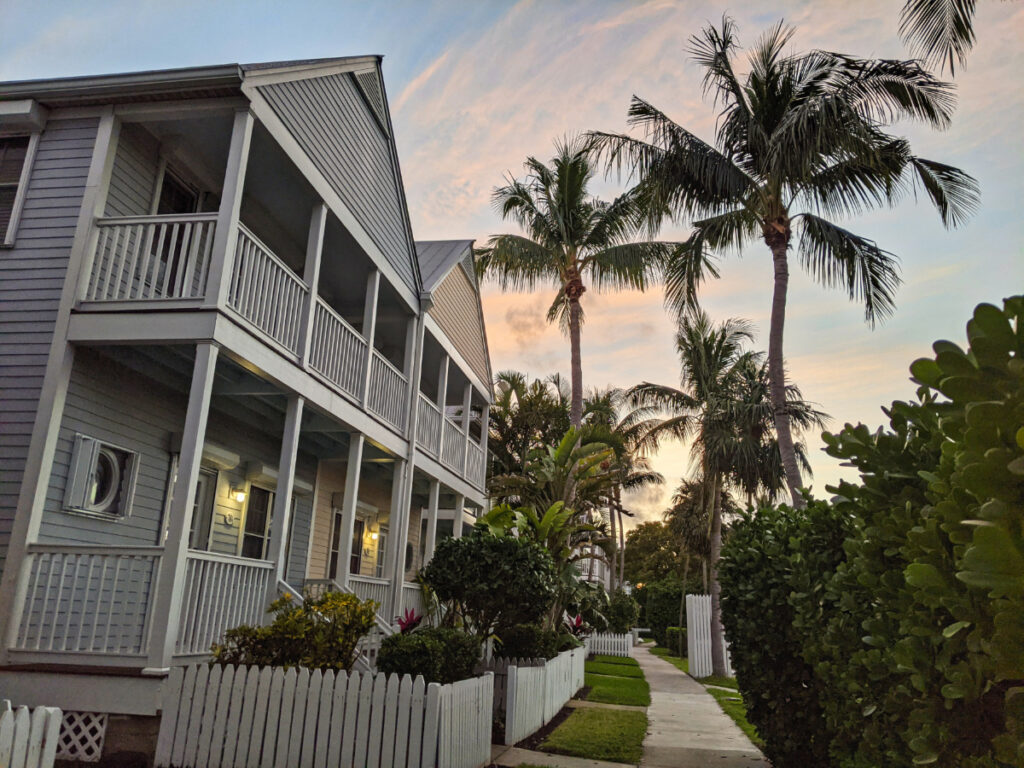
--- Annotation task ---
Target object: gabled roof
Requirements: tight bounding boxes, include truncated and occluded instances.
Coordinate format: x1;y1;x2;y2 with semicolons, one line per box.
416;239;475;292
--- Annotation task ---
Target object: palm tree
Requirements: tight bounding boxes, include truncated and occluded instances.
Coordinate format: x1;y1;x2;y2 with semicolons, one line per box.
628;312;825;676
478;138;677;426
583;388;664;588
591;18;978;507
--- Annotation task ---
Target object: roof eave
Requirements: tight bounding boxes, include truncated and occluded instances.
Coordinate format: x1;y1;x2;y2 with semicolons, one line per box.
0;64;244;103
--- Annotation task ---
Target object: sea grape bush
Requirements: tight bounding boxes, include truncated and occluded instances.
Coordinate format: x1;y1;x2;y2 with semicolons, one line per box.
720;297;1024;768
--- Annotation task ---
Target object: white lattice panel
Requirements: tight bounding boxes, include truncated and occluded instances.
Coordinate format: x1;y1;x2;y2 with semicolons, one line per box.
57;711;107;762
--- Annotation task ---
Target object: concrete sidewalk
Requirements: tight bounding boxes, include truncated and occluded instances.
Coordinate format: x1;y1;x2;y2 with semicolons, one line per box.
635;647;767;768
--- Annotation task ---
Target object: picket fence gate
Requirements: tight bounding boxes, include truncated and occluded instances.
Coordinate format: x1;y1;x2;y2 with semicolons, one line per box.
685;594;733;678
0;700;62;768
504;647;585;746
584;632;632;658
154;664;493;768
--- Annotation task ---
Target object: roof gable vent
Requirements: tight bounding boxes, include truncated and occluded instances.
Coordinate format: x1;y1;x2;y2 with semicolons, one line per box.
354;70;388;135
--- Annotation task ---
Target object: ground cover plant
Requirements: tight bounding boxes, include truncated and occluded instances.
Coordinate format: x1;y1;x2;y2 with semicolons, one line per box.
540;708;648;764
584;661;644;679
590;654;639;667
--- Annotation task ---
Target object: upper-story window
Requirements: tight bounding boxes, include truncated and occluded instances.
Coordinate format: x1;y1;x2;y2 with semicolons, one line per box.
0;135;33;245
157;169;199;215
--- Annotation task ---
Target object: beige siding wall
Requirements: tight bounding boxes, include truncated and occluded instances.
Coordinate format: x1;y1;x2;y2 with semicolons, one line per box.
428;267;489;386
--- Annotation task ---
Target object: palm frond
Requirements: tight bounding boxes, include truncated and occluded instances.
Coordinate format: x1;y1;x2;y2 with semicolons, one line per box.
477;234;561;292
899;0;977;75
908;156;980;227
796;213;901;325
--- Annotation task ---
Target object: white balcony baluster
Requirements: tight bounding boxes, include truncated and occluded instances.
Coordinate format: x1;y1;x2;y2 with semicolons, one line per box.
308;298;368;401
15;545;162;656
85;214;217;302
367;351;408;432
441;417;465;473
228;224;309;356
416;394;442;456
466;441;486;490
175;551;274;656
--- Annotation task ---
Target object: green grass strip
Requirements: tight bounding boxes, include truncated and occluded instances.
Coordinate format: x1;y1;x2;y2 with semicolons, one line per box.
706;686;764;749
584;672;651;706
540;707;648;764
589;653;639;667
584;660;645;678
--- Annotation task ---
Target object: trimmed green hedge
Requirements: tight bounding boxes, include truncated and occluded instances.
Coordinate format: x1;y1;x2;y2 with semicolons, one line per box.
377;627;480;684
665;626;686;657
720;298;1024;768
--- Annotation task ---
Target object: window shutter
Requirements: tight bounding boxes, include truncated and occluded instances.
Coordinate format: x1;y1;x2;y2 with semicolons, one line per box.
64;434;100;510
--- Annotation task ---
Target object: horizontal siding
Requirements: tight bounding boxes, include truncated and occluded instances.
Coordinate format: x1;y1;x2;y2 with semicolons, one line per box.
104;122;160;217
257;71;418;294
0;117;98;579
428;267;491;387
40;348;317;561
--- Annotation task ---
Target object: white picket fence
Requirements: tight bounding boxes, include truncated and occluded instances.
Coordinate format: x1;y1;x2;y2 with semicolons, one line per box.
504;647;585;746
685;594;733;678
584;632;632;657
0;701;62;768
155;664;493;768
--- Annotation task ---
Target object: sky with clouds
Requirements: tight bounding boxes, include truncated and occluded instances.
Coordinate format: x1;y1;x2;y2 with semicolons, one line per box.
3;0;1021;526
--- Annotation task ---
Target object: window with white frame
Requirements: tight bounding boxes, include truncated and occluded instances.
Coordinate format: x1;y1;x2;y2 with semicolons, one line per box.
63;434;139;518
0;134;37;246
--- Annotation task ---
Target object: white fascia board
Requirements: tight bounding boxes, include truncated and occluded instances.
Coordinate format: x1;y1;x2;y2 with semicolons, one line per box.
423;313;492;402
0;99;48;133
241;84;420;313
239;57;379;88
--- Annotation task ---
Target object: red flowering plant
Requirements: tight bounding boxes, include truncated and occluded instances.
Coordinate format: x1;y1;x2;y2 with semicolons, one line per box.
396;608;422;634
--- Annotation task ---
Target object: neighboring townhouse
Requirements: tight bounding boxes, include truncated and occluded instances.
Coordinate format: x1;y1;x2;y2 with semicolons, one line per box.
0;56;493;745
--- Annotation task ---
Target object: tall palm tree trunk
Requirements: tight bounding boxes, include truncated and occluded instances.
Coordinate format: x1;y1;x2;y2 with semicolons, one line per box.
566;273;585;427
766;233;805;508
679;551;690;630
709;473;727;677
607;501;618;590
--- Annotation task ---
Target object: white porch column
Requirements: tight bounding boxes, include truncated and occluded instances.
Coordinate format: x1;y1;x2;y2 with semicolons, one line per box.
268;395;304;582
360;269;380;407
335;434;365;588
146;343;220;672
460;382;473;474
452;493;466;539
298;202;328;365
436;354;449;412
205;108;254;309
422;479;440;565
385;457;408;621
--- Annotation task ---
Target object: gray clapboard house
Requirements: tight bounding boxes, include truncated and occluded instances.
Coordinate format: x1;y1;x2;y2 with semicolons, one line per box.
0;56;493;731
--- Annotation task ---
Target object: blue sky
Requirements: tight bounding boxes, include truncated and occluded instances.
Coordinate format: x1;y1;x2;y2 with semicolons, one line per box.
4;0;1022;523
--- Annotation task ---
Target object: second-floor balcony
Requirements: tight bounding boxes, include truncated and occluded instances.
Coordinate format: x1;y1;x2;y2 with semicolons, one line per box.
80;212;409;434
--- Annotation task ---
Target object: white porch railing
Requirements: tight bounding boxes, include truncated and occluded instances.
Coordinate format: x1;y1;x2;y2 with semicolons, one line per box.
308;298;367;400
348;575;391;616
368;351;408;432
440;418;465;473
85;214;217;302
465;442;485;490
227;224;308;356
401;582;425;619
416;394;442;456
14;545;161;656
175;551;274;656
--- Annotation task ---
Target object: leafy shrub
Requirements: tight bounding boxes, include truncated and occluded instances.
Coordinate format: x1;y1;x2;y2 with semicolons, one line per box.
606;589;640;633
636;579;683;647
809;297;1024;768
719;500;852;768
377;627;481;684
665;627;686;657
720;298;1024;768
212;591;377;671
567;580;610;633
422;531;557;638
497;623;559;659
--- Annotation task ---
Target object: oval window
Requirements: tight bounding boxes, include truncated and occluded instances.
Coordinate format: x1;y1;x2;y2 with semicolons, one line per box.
87;447;122;513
